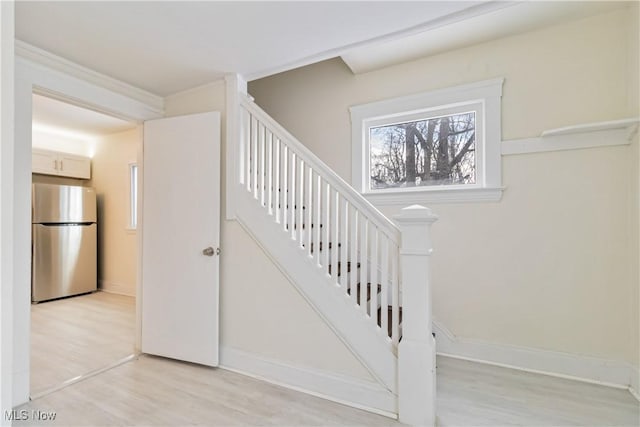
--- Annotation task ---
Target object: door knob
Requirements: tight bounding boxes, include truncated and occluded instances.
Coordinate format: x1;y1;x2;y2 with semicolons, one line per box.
202;247;215;256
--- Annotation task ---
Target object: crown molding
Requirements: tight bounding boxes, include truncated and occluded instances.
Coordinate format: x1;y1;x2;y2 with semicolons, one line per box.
15;40;163;114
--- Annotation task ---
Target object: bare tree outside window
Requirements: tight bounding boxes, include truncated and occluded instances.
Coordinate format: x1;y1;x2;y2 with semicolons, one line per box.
369;112;476;190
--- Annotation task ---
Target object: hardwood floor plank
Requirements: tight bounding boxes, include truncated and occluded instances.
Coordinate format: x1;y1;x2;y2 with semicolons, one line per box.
30;291;136;395
16;354;639;426
23;290;639;426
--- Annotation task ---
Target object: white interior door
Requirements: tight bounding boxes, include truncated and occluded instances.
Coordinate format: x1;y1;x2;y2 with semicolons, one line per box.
141;111;220;366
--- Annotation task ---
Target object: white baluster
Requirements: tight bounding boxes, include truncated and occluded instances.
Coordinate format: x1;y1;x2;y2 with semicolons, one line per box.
274;137;281;223
281;144;288;232
298;158;305;249
331;188;339;285
307;167;313;258
369;227;378;322
349;207;358;304
359;217;368;313
314;175;322;267
380;237;389;337
289;151;297;240
251;116;258;199
391;244;399;345
340;198;349;292
266;130;273;215
238;108;247;186
244;111;251;191
323;182;330;273
259;124;265;206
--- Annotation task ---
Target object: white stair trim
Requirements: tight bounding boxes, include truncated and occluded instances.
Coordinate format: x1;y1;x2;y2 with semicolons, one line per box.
239;94;400;243
236;191;398;392
219;346;397;417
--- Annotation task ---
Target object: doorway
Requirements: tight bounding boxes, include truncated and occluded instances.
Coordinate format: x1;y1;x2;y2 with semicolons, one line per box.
29;93;140;396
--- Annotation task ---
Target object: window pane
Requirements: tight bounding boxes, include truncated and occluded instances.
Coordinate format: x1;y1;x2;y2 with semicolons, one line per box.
369;112;476;190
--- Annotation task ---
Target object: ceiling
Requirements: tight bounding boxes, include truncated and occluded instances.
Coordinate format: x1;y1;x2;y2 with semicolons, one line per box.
341;1;631;74
18;1;631;136
32;93;137;137
16;1;488;96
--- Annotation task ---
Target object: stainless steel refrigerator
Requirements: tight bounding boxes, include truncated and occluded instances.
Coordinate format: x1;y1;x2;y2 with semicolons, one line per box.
32;183;97;302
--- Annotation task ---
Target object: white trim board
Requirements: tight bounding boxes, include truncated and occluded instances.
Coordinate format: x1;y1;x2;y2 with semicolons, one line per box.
219;346;397;418
433;320;639;395
365;187;503;206
630;365;640;402
501;118;639;155
15;54;162;123
15;40;163;112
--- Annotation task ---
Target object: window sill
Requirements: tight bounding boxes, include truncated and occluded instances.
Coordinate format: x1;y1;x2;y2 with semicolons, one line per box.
363;187;504;205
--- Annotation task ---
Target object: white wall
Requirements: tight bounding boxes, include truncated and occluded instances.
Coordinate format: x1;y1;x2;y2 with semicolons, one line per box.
164;81;375;382
0;0;14;423
248;6;640;378
92;127;140;296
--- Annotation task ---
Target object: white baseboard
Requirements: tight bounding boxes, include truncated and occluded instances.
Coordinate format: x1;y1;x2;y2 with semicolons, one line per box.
98;280;135;297
433;320;637;394
219;346;397;418
629;365;640;402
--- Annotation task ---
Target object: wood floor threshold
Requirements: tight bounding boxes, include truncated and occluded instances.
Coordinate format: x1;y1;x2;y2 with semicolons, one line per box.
30;354;138;401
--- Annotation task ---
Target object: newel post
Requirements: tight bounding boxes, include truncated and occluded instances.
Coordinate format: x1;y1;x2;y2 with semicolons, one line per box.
224;73;247;221
394;205;438;426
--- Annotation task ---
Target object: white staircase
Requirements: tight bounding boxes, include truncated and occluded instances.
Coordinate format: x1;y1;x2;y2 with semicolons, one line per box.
228;88;437;425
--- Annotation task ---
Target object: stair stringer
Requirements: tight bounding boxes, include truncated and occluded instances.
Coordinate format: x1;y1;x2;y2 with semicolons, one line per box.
236;190;398;394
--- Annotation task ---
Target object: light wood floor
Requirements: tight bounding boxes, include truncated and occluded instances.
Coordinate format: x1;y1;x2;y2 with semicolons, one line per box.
23;291;639;426
31;291;136;395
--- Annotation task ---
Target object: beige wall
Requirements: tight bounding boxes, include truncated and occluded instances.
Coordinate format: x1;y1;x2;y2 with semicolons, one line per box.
91;127;140;296
630;1;640;373
164;82;374;381
631;132;639;372
249;7;640;368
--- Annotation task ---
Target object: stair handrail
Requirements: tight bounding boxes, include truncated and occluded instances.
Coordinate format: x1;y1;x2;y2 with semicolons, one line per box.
239;93;400;244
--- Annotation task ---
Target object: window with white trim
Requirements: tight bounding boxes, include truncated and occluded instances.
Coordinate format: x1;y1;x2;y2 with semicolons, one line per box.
129;163;138;230
350;79;504;204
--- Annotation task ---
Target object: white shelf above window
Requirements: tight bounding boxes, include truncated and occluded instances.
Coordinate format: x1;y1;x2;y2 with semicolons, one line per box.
540;118;639;137
502;118;639;156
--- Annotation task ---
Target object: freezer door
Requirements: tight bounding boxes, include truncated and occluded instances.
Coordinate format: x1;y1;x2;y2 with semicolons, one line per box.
32;223;97;302
32;183;97;224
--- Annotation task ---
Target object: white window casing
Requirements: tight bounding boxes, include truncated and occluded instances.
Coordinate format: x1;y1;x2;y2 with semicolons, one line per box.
350;78;504;204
